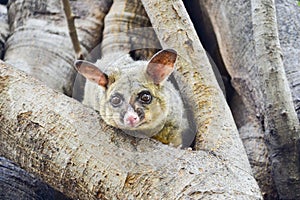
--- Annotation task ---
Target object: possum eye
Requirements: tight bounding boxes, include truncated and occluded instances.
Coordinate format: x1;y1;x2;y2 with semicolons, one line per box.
138;91;152;104
110;94;123;107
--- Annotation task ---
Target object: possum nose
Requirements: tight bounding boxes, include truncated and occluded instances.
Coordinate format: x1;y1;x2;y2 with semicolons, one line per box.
124;114;140;127
125;115;139;127
124;106;140;127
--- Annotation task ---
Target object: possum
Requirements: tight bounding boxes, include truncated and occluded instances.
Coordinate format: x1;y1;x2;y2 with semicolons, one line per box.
74;49;193;147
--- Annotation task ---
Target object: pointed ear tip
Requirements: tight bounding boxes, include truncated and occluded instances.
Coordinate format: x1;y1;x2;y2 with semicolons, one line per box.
74;60;89;71
74;60;81;67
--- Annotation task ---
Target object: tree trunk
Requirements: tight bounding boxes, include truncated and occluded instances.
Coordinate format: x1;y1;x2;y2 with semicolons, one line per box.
197;1;275;198
1;0;111;198
251;0;300;199
199;0;300;199
275;0;300;119
4;0;112;96
101;0;161;59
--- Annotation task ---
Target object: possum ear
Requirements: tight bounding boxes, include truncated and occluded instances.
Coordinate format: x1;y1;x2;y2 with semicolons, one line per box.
146;49;177;85
74;60;108;89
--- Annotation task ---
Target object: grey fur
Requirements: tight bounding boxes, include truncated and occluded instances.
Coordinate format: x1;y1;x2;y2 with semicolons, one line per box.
75;50;192;147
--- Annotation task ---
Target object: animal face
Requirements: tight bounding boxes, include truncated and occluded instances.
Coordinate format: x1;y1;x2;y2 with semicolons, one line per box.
74;49;177;138
99;70;171;137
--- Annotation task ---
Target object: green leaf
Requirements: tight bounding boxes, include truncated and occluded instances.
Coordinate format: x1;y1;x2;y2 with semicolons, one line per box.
298;1;300;6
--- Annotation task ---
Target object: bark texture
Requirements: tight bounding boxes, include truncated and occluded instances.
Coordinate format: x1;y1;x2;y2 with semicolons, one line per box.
198;1;275;198
0;4;8;59
101;0;161;59
4;0;112;96
4;0;76;96
0;61;262;199
251;0;300;198
0;157;69;200
61;0;83;60
199;0;300;199
141;0;249;172
276;0;300;119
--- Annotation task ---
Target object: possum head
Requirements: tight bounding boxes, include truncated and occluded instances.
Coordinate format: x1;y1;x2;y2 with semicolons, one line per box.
74;49;177;138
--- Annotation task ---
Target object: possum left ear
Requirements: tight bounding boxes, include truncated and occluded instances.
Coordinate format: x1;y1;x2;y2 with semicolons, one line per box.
74;60;109;89
146;49;177;85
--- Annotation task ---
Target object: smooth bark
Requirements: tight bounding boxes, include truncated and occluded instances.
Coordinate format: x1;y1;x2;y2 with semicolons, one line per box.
0;4;8;59
198;1;275;198
1;2;268;199
199;0;300;198
251;0;300;198
275;0;300;119
4;0;112;96
141;0;250;171
61;0;83;60
101;0;161;59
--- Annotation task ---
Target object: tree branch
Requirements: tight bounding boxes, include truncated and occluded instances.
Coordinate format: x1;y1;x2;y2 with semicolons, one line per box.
61;0;84;60
140;0;248;167
0;61;262;199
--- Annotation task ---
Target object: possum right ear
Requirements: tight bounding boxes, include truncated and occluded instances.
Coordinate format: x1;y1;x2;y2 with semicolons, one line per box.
146;49;177;85
74;60;109;89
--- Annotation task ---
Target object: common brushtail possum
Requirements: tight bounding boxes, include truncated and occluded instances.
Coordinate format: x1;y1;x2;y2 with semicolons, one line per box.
74;49;193;147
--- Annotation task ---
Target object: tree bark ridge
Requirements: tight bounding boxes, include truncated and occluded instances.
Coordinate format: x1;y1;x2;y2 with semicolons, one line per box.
251;0;300;198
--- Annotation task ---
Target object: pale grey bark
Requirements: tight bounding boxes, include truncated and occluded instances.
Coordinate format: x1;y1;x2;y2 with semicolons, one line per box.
251;0;300;199
198;1;275;198
4;0;111;96
0;61;262;199
141;0;250;169
0;0;263;198
6;0;299;198
0;4;8;59
101;0;161;59
199;0;300;199
276;0;300;119
4;0;76;96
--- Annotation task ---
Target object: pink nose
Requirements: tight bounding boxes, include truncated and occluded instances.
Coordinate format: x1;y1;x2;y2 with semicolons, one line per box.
124;106;140;127
125;115;139;127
